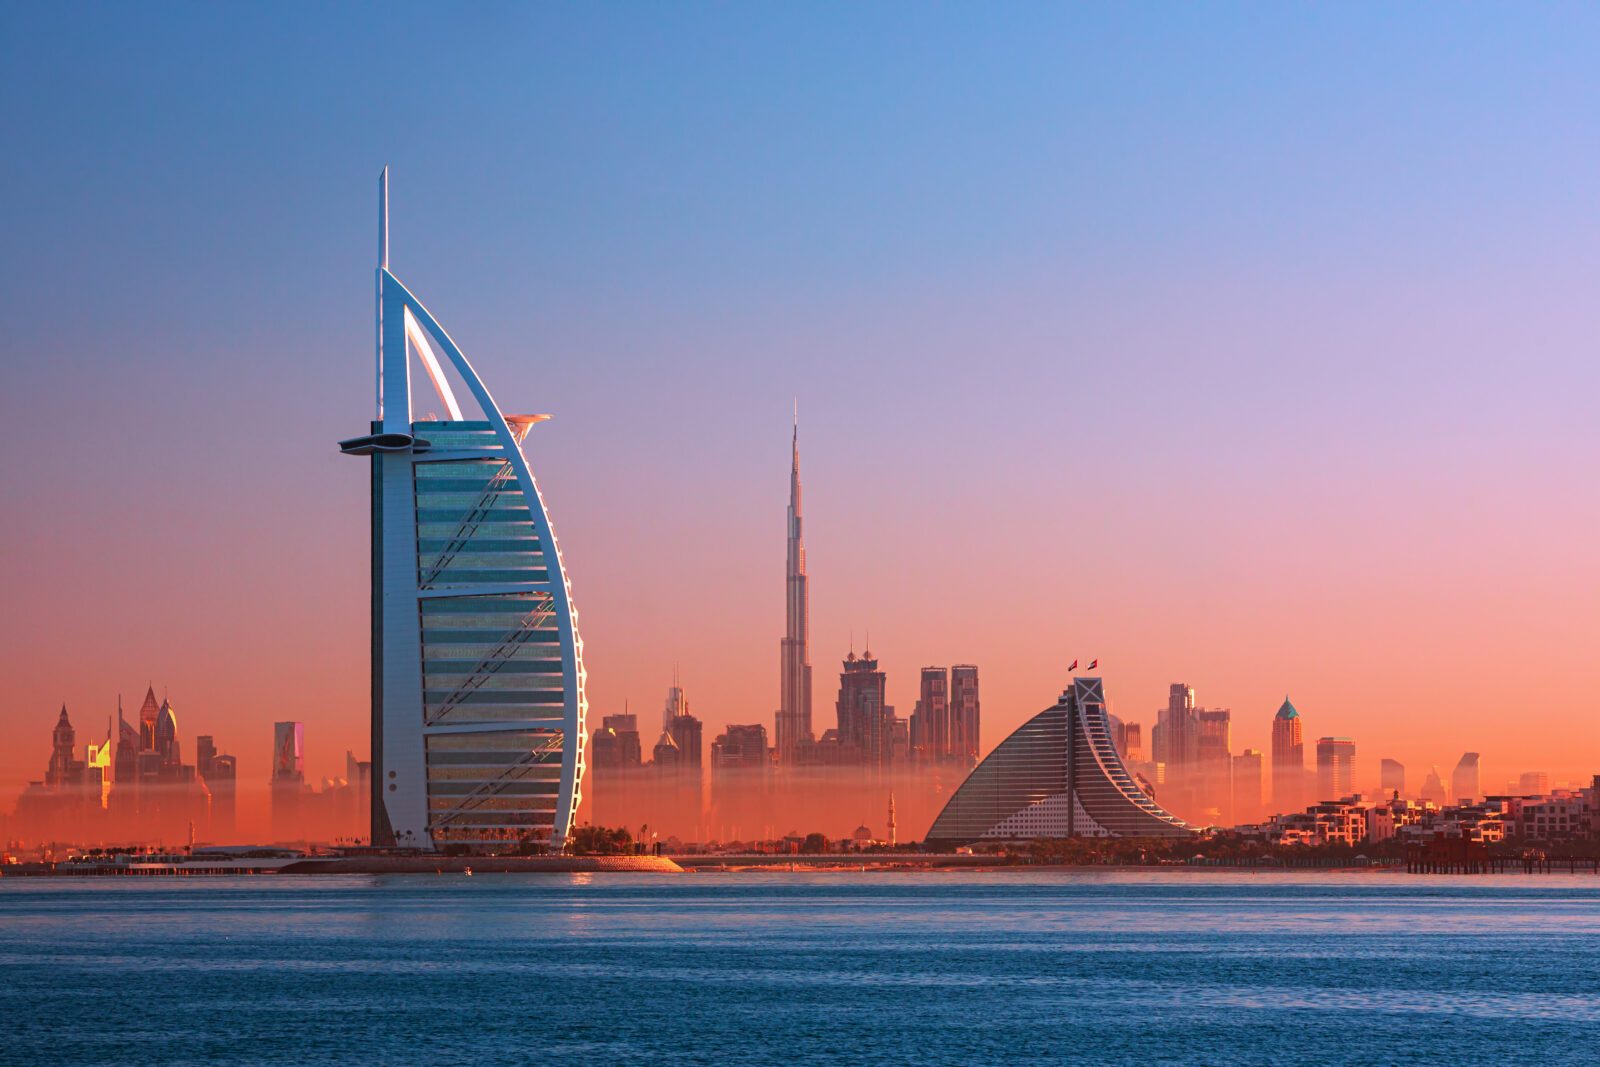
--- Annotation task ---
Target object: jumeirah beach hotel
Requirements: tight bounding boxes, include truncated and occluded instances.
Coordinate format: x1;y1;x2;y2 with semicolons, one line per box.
926;677;1194;846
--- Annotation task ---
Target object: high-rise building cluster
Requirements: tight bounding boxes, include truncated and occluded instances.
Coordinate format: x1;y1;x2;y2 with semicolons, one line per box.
1102;687;1522;830
587;685;706;842
1125;683;1242;823
267;720;370;844
13;688;234;845
582;415;980;843
771;417;980;774
6;695;373;847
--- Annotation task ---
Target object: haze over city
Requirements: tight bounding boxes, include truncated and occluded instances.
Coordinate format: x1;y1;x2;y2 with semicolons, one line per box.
4;4;1598;825
10;10;1600;1067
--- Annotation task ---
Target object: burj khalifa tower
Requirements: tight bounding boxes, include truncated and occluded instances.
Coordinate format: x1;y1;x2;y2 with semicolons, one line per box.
776;410;814;763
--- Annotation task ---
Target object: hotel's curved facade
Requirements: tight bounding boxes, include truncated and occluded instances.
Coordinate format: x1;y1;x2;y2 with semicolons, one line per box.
341;171;586;852
925;677;1192;845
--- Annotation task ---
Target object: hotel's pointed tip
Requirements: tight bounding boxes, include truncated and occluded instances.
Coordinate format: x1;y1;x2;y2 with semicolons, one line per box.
378;166;390;269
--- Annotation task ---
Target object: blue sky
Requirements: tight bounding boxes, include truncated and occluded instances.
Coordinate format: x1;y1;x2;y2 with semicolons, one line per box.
2;4;1598;788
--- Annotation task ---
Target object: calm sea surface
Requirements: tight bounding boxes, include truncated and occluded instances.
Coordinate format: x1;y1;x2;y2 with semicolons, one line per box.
3;870;1599;1065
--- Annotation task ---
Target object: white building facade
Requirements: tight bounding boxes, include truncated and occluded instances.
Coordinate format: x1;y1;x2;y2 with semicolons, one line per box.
341;170;587;852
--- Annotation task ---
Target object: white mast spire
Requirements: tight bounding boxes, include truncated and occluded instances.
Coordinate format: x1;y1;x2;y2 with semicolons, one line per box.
379;165;389;269
376;167;388;420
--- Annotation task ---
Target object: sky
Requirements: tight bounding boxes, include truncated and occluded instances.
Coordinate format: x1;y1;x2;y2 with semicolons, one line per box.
2;4;1598;814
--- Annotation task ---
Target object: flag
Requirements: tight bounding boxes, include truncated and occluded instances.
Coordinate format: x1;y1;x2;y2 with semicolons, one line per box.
1068;659;1078;671
1088;659;1098;669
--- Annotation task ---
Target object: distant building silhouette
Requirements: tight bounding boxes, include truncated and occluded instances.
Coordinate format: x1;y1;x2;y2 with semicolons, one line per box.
710;723;772;841
1272;697;1305;813
196;735;237;840
16;689;220;846
1451;752;1481;804
271;721;305;841
1233;749;1265;824
1380;758;1405;798
776;414;814;764
711;724;770;772
1420;765;1448;806
1316;737;1355;801
911;667;949;762
1153;684;1198;768
949;665;981;767
591;712;643;771
836;649;893;771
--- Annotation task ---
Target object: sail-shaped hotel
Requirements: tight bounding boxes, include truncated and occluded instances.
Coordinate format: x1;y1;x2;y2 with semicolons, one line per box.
341;171;587;852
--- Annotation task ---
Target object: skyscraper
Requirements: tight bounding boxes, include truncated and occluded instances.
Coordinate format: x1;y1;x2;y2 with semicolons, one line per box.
1271;697;1305;813
1153;684;1198;768
138;687;160;751
950;665;981;767
339;170;587;853
591;713;643;770
271;721;305;841
587;711;643;830
1196;707;1233;821
652;729;681;772
1379;758;1405;798
651;684;702;839
777;412;814;764
836;649;891;770
711;724;770;772
1232;749;1264;824
912;667;950;761
1316;737;1355;801
668;708;703;770
46;706;78;788
1197;708;1231;764
710;724;773;840
1420;766;1447;806
1451;752;1481;804
1518;771;1551;795
196;735;237;840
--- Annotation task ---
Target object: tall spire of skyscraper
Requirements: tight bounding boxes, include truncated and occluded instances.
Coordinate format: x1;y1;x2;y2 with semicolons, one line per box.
777;407;814;763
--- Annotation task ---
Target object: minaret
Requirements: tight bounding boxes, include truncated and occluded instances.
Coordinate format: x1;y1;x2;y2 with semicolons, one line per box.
777;406;814;763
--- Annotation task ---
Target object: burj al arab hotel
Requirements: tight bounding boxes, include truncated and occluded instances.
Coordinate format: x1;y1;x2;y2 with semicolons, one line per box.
340;170;587;853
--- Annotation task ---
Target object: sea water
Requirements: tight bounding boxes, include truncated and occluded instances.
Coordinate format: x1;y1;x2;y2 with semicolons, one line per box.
3;870;1598;1065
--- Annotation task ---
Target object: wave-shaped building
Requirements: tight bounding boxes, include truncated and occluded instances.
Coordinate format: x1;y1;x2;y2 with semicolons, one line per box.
925;677;1193;846
340;170;587;852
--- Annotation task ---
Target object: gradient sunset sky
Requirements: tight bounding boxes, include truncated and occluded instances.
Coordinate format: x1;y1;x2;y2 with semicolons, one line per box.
2;5;1597;805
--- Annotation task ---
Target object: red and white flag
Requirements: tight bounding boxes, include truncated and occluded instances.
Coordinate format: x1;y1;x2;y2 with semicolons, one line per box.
1068;659;1078;671
1088;659;1098;669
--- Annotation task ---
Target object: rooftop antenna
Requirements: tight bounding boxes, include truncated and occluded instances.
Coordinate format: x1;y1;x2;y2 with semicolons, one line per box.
375;166;388;421
379;165;389;269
